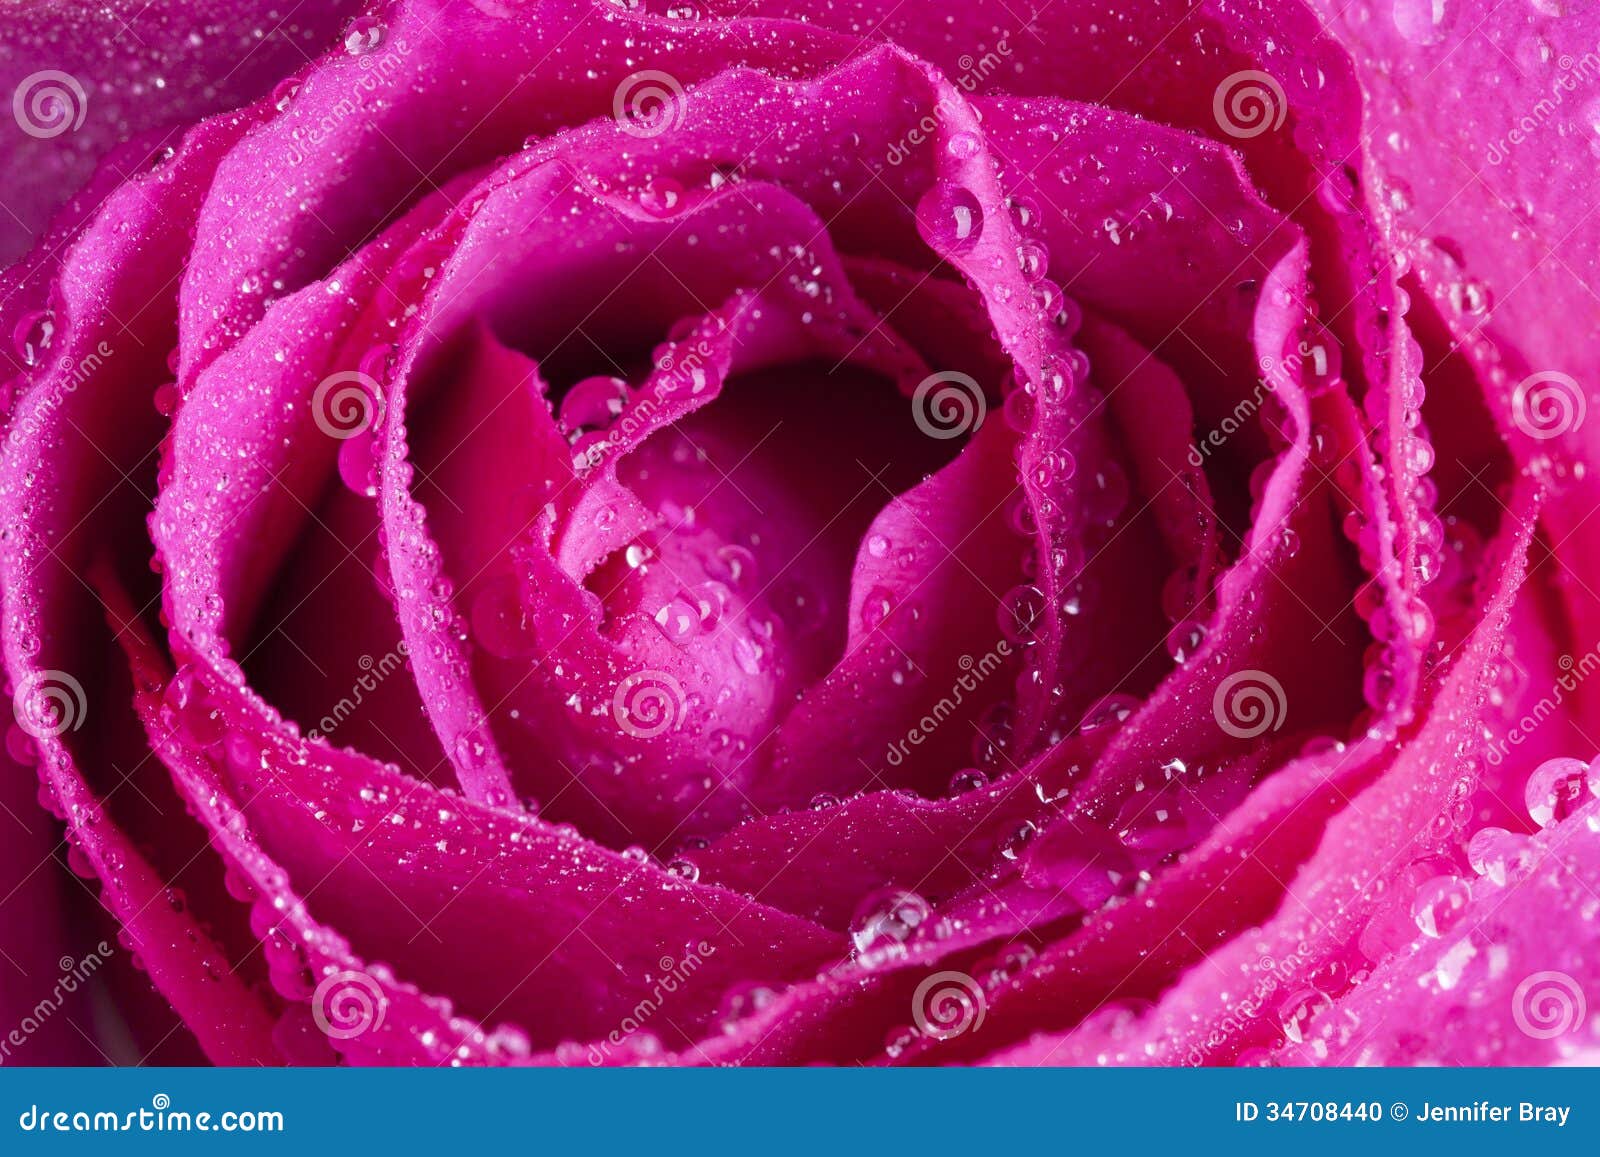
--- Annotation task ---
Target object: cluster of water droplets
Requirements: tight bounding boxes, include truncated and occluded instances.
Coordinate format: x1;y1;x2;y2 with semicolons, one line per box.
12;0;1588;1069
916;130;1171;777
1276;256;1441;724
1258;751;1600;1061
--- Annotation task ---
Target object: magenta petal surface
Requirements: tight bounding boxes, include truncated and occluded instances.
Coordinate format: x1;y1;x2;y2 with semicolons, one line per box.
3;0;1598;1070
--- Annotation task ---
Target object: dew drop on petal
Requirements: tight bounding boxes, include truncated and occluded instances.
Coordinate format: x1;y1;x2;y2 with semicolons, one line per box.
12;310;54;368
559;375;629;431
1279;988;1333;1044
915;184;984;255
1466;825;1531;886
997;584;1046;647
665;858;700;882
653;592;701;643
1524;756;1598;827
850;888;929;966
1411;875;1470;938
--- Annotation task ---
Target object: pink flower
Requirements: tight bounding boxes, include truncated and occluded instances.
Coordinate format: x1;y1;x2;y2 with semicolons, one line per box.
1;0;1597;1066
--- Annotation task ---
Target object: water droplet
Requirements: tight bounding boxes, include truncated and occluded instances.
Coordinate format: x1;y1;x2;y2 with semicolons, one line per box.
861;585;895;631
1016;240;1049;282
997;584;1046;646
1079;694;1137;734
1392;0;1455;45
850;888;930;966
949;768;987;794
1279;988;1333;1044
639;175;686;216
1524;756;1598;827
716;982;777;1032
1165;619;1208;664
337;433;379;497
161;665;226;746
665;858;700;882
1287;321;1341;393
12;310;54;368
1006;194;1040;230
945;131;982;160
915;184;985;255
271;78;301;112
559;376;629;432
653;592;701;643
1466;826;1532;886
706;544;756;588
1448;275;1493;317
1411;875;1470;938
1031;449;1075;488
343;14;385;54
1000;820;1037;861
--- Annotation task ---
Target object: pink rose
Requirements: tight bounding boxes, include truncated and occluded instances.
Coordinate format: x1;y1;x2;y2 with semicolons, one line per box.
2;0;1597;1067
